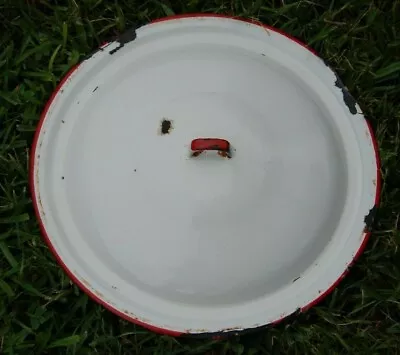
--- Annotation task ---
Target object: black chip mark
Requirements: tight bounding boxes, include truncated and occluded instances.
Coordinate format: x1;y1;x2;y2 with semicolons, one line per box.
109;29;137;55
364;205;378;232
161;119;172;135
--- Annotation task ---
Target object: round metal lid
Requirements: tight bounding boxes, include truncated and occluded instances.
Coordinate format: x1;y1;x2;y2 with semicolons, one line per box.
30;15;380;336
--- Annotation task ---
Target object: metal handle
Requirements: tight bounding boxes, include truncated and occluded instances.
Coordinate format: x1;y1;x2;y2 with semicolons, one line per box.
190;138;232;158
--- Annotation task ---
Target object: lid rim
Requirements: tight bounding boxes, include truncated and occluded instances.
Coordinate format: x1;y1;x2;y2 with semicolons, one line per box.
29;14;381;337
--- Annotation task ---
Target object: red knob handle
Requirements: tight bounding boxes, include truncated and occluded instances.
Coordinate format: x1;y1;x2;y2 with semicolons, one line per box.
190;138;232;158
191;138;230;151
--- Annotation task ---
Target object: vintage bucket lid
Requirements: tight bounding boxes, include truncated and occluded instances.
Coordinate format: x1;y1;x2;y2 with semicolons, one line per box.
30;14;380;336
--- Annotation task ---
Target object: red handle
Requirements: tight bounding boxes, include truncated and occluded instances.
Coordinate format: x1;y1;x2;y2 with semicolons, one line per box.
191;138;230;152
190;138;232;159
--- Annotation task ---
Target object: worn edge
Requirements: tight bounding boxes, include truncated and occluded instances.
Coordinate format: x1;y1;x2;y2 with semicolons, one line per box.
29;14;381;338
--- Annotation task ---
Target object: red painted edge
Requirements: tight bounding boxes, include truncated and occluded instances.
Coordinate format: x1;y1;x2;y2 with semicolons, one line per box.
29;14;381;336
298;121;381;314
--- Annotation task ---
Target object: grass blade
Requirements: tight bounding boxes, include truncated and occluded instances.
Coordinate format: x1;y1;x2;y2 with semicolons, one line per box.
375;62;400;79
0;241;18;268
48;335;81;348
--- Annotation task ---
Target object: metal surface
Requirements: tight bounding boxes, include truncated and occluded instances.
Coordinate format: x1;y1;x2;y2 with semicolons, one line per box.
30;15;380;336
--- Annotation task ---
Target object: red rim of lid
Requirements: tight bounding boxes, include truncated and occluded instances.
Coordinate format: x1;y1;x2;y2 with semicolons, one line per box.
29;14;381;337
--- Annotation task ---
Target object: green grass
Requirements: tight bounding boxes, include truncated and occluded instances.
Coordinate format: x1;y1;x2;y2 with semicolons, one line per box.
1;0;399;353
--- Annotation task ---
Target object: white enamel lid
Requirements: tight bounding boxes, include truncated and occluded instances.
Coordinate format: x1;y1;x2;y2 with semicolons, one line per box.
30;15;380;336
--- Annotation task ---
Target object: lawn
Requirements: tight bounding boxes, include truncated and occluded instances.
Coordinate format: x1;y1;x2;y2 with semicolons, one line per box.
0;0;399;354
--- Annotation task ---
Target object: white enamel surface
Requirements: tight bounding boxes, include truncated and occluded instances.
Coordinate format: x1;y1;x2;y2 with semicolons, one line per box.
33;17;377;333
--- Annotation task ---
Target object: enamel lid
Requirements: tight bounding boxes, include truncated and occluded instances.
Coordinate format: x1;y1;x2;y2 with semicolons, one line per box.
31;15;380;336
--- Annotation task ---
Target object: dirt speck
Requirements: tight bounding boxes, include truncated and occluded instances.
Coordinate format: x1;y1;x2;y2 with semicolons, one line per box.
61;120;65;123
61;176;65;180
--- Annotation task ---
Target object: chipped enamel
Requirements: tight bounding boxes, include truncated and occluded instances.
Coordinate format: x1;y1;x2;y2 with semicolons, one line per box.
31;16;379;335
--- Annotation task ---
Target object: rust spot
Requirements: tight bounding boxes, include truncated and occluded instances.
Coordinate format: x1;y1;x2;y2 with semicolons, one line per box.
81;278;91;287
217;150;232;159
185;326;244;336
138;317;151;324
160;118;173;135
123;310;151;324
249;18;271;36
94;290;104;298
191;150;232;158
38;196;45;216
185;328;209;333
219;326;243;332
191;150;203;157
